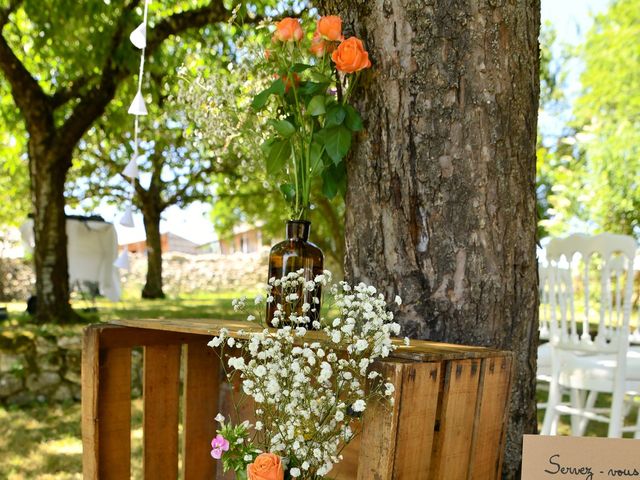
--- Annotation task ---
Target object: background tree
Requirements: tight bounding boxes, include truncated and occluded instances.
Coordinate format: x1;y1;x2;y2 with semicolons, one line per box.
0;0;270;323
69;33;245;300
318;1;540;477
569;0;640;236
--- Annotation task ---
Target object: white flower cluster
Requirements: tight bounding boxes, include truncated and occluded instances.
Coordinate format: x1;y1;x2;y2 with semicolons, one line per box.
208;270;403;477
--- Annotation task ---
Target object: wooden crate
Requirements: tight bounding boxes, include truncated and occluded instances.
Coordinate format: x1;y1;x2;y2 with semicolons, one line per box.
82;319;512;479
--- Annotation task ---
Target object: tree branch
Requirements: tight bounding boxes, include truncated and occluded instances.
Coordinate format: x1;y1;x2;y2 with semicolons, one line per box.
0;1;51;129
146;0;229;55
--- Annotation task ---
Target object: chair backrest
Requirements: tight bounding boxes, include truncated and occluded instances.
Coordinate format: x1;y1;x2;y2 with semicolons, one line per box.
547;233;637;354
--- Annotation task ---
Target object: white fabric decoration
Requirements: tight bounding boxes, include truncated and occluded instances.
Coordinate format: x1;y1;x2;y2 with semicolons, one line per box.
123;155;139;179
130;22;147;49
119;206;135;228
113;249;131;270
128;90;148;116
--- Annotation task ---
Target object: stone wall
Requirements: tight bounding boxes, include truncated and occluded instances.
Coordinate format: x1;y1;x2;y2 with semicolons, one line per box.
0;257;35;302
0;249;270;302
0;326;143;406
123;249;270;296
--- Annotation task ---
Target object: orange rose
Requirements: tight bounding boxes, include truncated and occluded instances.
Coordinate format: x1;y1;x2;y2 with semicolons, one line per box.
317;15;344;42
310;31;327;57
247;453;284;480
332;37;372;73
273;17;304;42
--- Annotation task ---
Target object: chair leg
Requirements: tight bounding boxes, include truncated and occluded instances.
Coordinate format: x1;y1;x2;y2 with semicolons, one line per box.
576;390;597;436
570;388;582;434
635;398;640;440
542;377;562;435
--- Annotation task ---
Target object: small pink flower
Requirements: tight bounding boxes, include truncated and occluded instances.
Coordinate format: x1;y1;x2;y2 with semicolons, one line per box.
210;434;230;459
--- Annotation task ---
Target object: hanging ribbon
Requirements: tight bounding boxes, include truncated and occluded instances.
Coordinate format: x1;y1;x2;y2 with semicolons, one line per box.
115;0;151;270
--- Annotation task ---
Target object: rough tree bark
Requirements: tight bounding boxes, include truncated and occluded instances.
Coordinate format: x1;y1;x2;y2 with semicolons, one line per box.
137;167;166;300
318;1;540;477
0;0;234;322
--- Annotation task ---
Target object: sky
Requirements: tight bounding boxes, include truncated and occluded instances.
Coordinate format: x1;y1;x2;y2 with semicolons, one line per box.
96;0;613;247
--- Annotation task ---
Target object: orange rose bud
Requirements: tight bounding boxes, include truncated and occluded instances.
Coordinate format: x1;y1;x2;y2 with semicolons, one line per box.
317;15;344;42
310;31;326;57
273;17;304;42
331;37;372;73
247;453;284;480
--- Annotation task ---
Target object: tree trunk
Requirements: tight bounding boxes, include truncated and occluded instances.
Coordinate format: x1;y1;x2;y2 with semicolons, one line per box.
318;1;540;477
141;205;165;299
28;136;76;324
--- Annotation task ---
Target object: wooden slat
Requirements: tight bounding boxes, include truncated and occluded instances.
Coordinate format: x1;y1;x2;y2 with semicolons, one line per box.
356;361;404;480
393;362;442;478
82;325;132;480
82;327;100;479
143;344;181;480
468;356;513;480
183;342;221;480
429;359;482;479
110;318;510;360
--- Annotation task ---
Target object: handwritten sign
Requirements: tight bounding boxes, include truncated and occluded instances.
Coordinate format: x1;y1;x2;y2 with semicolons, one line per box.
523;435;640;480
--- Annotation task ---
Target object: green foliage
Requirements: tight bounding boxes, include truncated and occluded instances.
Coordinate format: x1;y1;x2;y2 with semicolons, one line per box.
570;0;640;236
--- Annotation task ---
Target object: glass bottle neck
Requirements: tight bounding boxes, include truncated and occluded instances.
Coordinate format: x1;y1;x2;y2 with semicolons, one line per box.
286;220;310;241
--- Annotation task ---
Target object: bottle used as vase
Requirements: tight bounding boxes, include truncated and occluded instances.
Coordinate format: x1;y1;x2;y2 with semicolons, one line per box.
266;220;323;329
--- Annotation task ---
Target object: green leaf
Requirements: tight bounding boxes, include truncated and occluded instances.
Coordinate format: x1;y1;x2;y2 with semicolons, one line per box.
272;119;296;138
309;141;324;172
280;183;296;202
323;125;352;164
322;168;339;199
266;139;291;175
271;78;286;96
252;88;272;110
325;104;347;127
290;63;312;73
308;95;326;116
299;81;329;96
251;79;286;110
345;105;363;131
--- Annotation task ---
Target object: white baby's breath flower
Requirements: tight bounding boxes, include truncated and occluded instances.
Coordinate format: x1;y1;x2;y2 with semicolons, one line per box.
394;295;402;305
214;413;225;424
290;467;301;477
404;336;411;346
352;399;366;412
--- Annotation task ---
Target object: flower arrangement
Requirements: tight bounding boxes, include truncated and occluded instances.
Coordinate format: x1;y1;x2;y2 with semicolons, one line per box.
254;15;372;220
208;270;406;479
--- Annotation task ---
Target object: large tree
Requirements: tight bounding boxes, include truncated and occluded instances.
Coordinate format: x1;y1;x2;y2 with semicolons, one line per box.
318;1;540;477
0;0;263;322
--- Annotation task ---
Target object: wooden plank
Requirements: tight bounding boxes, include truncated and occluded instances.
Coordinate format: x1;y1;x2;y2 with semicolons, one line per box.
110;318;509;361
82;326;100;479
356;361;404;480
97;324;210;349
183;342;221;480
143;344;181;480
429;359;482;479
468;356;513;480
82;325;132;480
393;362;442;478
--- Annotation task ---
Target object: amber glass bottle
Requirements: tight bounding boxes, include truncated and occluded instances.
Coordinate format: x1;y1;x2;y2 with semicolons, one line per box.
266;220;324;328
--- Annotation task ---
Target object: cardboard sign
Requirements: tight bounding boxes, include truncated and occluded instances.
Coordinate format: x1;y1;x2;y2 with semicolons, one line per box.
523;435;640;480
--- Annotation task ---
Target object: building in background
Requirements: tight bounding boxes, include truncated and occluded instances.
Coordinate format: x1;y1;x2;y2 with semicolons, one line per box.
212;224;265;255
121;231;211;256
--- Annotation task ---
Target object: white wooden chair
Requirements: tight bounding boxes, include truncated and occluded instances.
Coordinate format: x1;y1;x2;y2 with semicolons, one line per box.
541;233;640;438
